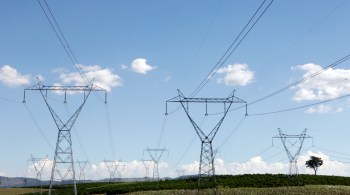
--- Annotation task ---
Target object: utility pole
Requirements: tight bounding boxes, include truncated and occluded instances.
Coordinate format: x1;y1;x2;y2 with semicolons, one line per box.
273;128;313;176
144;148;167;181
166;90;246;193
24;80;106;195
29;155;48;195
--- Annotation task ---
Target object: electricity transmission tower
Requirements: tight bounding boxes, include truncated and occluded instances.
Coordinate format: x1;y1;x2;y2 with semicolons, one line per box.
103;160;122;182
29;155;48;195
273;128;313;176
116;160;126;181
142;159;153;181
144;148;167;181
24;80;106;195
166;90;246;192
77;161;89;181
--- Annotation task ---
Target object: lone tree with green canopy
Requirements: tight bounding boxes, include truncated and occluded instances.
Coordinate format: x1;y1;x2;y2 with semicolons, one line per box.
306;156;323;175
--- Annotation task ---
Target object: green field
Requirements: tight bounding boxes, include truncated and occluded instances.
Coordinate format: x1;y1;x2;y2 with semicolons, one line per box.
11;174;350;194
130;185;350;194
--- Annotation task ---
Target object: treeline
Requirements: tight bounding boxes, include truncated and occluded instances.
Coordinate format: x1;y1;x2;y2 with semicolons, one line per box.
25;174;350;194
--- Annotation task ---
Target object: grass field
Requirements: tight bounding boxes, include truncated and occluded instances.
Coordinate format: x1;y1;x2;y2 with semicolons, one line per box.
130;185;350;195
2;185;350;194
0;188;46;195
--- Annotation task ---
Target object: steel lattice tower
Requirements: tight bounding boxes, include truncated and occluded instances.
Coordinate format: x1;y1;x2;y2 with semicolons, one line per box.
29;155;48;195
103;160;118;182
24;81;106;195
77;161;89;181
273;128;313;176
167;90;246;192
144;148;167;181
142;159;153;181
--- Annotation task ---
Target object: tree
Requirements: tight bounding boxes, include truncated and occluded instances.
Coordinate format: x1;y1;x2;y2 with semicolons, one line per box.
306;156;323;175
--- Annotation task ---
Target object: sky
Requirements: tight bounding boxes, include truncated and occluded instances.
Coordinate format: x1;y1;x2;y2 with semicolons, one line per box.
1;0;350;180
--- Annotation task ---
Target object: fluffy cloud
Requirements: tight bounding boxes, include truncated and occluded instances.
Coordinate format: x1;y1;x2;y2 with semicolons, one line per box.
21;151;350;180
293;63;350;102
130;58;157;74
26;159;169;180
217;63;254;86
0;65;31;87
178;151;350;177
305;104;332;114
56;64;122;92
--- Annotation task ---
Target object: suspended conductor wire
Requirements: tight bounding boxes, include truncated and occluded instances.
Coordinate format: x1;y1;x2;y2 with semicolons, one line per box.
157;115;168;149
105;103;116;159
170;115;208;170
190;0;274;98
209;53;350;116
64;103;90;162
23;103;55;151
38;0;89;84
178;0;224;89
249;93;350;116
314;146;350;158
217;115;247;149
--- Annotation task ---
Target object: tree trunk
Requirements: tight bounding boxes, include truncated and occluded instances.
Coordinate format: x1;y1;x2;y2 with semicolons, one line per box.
314;168;317;175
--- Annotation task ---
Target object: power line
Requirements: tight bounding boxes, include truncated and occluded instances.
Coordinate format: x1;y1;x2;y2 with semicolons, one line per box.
249;54;350;107
208;53;350;116
249;93;350;116
190;0;274;98
37;0;89;84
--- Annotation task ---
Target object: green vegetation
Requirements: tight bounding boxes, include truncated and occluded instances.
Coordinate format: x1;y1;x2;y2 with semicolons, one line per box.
22;174;350;194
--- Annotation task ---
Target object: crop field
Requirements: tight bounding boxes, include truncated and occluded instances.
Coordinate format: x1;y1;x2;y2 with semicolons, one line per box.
9;174;350;194
0;188;46;195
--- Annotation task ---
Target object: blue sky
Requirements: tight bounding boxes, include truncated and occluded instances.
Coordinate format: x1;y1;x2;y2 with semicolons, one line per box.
1;0;350;179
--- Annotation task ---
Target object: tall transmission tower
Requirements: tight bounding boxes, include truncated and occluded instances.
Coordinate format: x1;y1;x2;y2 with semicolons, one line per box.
29;155;48;195
166;90;246;192
273;128;313;176
144;148;167;181
23;80;106;195
103;160;120;182
142;159;153;181
77;161;89;181
116;160;126;181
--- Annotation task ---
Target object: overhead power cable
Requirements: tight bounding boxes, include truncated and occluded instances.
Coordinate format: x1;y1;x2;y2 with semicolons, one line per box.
190;0;274;98
23;103;55;151
208;53;350;116
37;0;89;84
249;93;350;116
248;54;350;107
38;0;116;161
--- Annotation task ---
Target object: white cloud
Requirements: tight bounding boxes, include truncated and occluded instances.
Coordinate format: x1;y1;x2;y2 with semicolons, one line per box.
165;76;171;82
121;64;128;70
216;63;254;86
177;151;350;177
293;63;350;102
56;64;122;92
0;65;31;87
130;58;157;74
20;151;350;180
305;104;332;114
